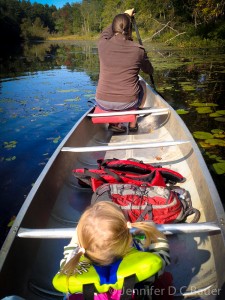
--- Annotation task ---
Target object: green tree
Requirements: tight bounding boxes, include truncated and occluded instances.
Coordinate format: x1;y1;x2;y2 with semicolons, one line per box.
52;3;75;34
20;17;49;40
195;0;225;23
71;3;82;34
0;0;22;46
101;0;122;28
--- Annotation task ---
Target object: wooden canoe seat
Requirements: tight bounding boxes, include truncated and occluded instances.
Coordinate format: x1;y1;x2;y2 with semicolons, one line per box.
91;106;136;124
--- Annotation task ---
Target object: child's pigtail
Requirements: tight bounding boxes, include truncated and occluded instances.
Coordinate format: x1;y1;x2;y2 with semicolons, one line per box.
132;222;166;248
60;247;85;276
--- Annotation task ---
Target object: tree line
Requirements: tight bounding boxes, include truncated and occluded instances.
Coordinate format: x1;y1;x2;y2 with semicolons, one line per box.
0;0;225;49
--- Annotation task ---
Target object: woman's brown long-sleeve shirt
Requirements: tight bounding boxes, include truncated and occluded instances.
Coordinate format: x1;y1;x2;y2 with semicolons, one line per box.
95;25;154;104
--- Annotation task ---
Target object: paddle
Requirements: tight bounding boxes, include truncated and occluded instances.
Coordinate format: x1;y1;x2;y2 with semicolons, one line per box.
132;16;156;89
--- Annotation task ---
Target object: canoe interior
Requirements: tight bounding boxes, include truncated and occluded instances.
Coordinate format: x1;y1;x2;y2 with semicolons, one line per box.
0;81;225;299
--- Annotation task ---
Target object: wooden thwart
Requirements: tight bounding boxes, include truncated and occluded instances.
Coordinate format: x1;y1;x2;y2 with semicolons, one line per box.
17;222;221;239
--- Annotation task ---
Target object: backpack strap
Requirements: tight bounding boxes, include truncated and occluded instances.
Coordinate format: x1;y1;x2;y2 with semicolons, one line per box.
97;158;185;184
83;169;108;183
172;186;201;223
182;207;201;223
80;169;124;191
103;168;124;182
135;204;153;222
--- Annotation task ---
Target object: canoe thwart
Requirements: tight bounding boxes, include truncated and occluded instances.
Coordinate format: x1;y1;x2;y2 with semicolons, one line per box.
17;222;221;239
18;227;75;239
61;140;191;153
88;107;169;117
90;106;136;124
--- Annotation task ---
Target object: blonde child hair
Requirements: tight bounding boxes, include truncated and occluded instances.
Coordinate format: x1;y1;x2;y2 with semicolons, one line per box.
60;201;165;276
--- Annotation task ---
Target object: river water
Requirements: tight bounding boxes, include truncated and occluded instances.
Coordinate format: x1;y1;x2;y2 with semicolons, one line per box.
0;41;225;246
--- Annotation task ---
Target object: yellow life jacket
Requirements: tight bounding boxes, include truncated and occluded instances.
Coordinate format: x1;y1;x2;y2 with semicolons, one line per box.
53;248;162;294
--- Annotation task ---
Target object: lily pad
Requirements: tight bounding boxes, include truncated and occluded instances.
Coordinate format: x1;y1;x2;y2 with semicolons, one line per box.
189;102;218;107
182;86;196;91
53;136;61;143
83;94;95;98
207;154;217;159
196;107;213;114
206;154;223;161
204;139;225;147
64;99;76;102
198;141;212;148
209;112;222;117
216;110;225;115
5;156;16;161
212;162;225;175
214;117;225;122
193;131;213;139
213;133;225;138
176;109;189;115
3;141;17;150
7;216;16;227
57;89;79;93
216;158;224;162
211;129;224;134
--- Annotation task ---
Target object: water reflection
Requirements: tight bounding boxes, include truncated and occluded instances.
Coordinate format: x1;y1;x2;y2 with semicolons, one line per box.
0;41;99;82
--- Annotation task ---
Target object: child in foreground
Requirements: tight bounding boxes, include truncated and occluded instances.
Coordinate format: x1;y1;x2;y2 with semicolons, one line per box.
53;201;171;299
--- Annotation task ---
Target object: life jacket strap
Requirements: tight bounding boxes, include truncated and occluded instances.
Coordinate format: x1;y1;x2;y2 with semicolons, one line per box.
83;283;95;300
120;274;136;300
82;275;136;300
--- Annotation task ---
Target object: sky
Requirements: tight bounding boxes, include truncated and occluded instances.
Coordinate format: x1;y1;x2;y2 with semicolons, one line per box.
29;1;80;9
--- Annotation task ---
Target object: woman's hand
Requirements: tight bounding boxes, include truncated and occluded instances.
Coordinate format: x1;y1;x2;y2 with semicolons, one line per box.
124;8;135;17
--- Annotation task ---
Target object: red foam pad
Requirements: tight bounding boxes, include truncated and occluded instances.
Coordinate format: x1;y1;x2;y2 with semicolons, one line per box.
91;106;136;124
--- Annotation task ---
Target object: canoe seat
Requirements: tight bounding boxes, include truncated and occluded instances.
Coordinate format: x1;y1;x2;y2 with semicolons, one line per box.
91;106;136;124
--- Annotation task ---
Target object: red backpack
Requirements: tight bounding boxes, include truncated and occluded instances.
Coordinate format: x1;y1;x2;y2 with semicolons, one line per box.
97;158;185;184
91;183;200;224
73;158;185;191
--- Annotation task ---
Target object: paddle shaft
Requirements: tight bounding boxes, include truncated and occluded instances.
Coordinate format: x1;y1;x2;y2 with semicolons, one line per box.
132;16;155;87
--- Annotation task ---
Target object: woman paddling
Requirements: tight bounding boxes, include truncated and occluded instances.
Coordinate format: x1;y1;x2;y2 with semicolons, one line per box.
95;8;154;133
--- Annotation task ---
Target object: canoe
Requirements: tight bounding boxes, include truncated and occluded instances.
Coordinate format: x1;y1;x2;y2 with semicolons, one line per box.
0;78;225;299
